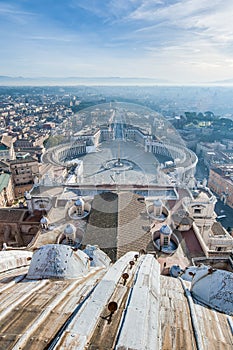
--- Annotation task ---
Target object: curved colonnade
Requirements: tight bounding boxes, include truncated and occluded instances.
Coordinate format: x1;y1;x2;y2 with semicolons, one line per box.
147;141;197;180
42;142;86;167
42;136;197;185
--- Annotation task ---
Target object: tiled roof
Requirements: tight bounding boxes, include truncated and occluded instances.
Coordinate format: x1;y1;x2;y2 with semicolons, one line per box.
30;186;63;197
0;135;13;148
117;192;151;258
0;208;26;222
84;192;154;260
212;221;227;236
84;192;118;262
9;156;37;164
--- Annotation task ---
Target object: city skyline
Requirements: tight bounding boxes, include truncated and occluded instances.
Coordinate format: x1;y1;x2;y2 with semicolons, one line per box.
1;0;233;84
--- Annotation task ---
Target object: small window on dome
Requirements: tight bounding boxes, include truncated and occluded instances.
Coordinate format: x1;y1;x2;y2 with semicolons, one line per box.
77;207;82;216
67;237;74;245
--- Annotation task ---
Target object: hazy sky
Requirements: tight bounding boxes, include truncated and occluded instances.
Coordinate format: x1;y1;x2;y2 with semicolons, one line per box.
1;0;233;83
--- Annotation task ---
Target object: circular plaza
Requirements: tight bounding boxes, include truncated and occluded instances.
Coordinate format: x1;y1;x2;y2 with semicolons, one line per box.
42;102;197;187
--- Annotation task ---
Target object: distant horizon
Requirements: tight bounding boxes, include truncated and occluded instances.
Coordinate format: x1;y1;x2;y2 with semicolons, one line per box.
2;74;233;87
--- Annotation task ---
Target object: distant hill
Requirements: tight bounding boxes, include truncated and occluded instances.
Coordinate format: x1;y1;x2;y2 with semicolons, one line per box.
206;78;233;85
0;75;172;86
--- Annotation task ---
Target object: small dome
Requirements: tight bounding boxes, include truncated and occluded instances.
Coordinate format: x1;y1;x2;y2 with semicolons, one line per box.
153;199;162;207
40;216;48;224
170;265;182;277
75;197;84;206
64;223;76;236
27;244;89;280
160;224;172;235
191;265;233;315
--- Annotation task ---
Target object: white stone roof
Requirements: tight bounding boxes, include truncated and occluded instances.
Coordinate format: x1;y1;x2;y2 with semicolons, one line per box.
115;254;160;350
0;250;32;273
0;249;232;349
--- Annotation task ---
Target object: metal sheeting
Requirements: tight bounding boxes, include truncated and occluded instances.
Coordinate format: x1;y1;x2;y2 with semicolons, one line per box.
54;251;140;349
160;276;233;350
194;301;233;350
0;250;232;350
0;267;105;350
160;276;197;350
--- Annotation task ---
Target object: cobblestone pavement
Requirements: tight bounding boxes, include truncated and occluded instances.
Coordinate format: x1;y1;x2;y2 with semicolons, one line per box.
80;140;169;186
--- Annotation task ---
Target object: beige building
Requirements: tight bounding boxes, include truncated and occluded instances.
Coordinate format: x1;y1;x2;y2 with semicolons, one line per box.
184;187;233;257
0;208;41;248
9;156;39;198
208;166;233;208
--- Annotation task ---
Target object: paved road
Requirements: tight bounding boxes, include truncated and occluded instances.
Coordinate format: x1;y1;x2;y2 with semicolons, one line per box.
195;158;209;181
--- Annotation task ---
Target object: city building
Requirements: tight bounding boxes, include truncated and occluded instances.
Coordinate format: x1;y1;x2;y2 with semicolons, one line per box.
9;156;39;198
184;187;233;257
0;208;41;248
0;159;10;173
0;134;15;160
208;166;233;208
196;141;233;169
